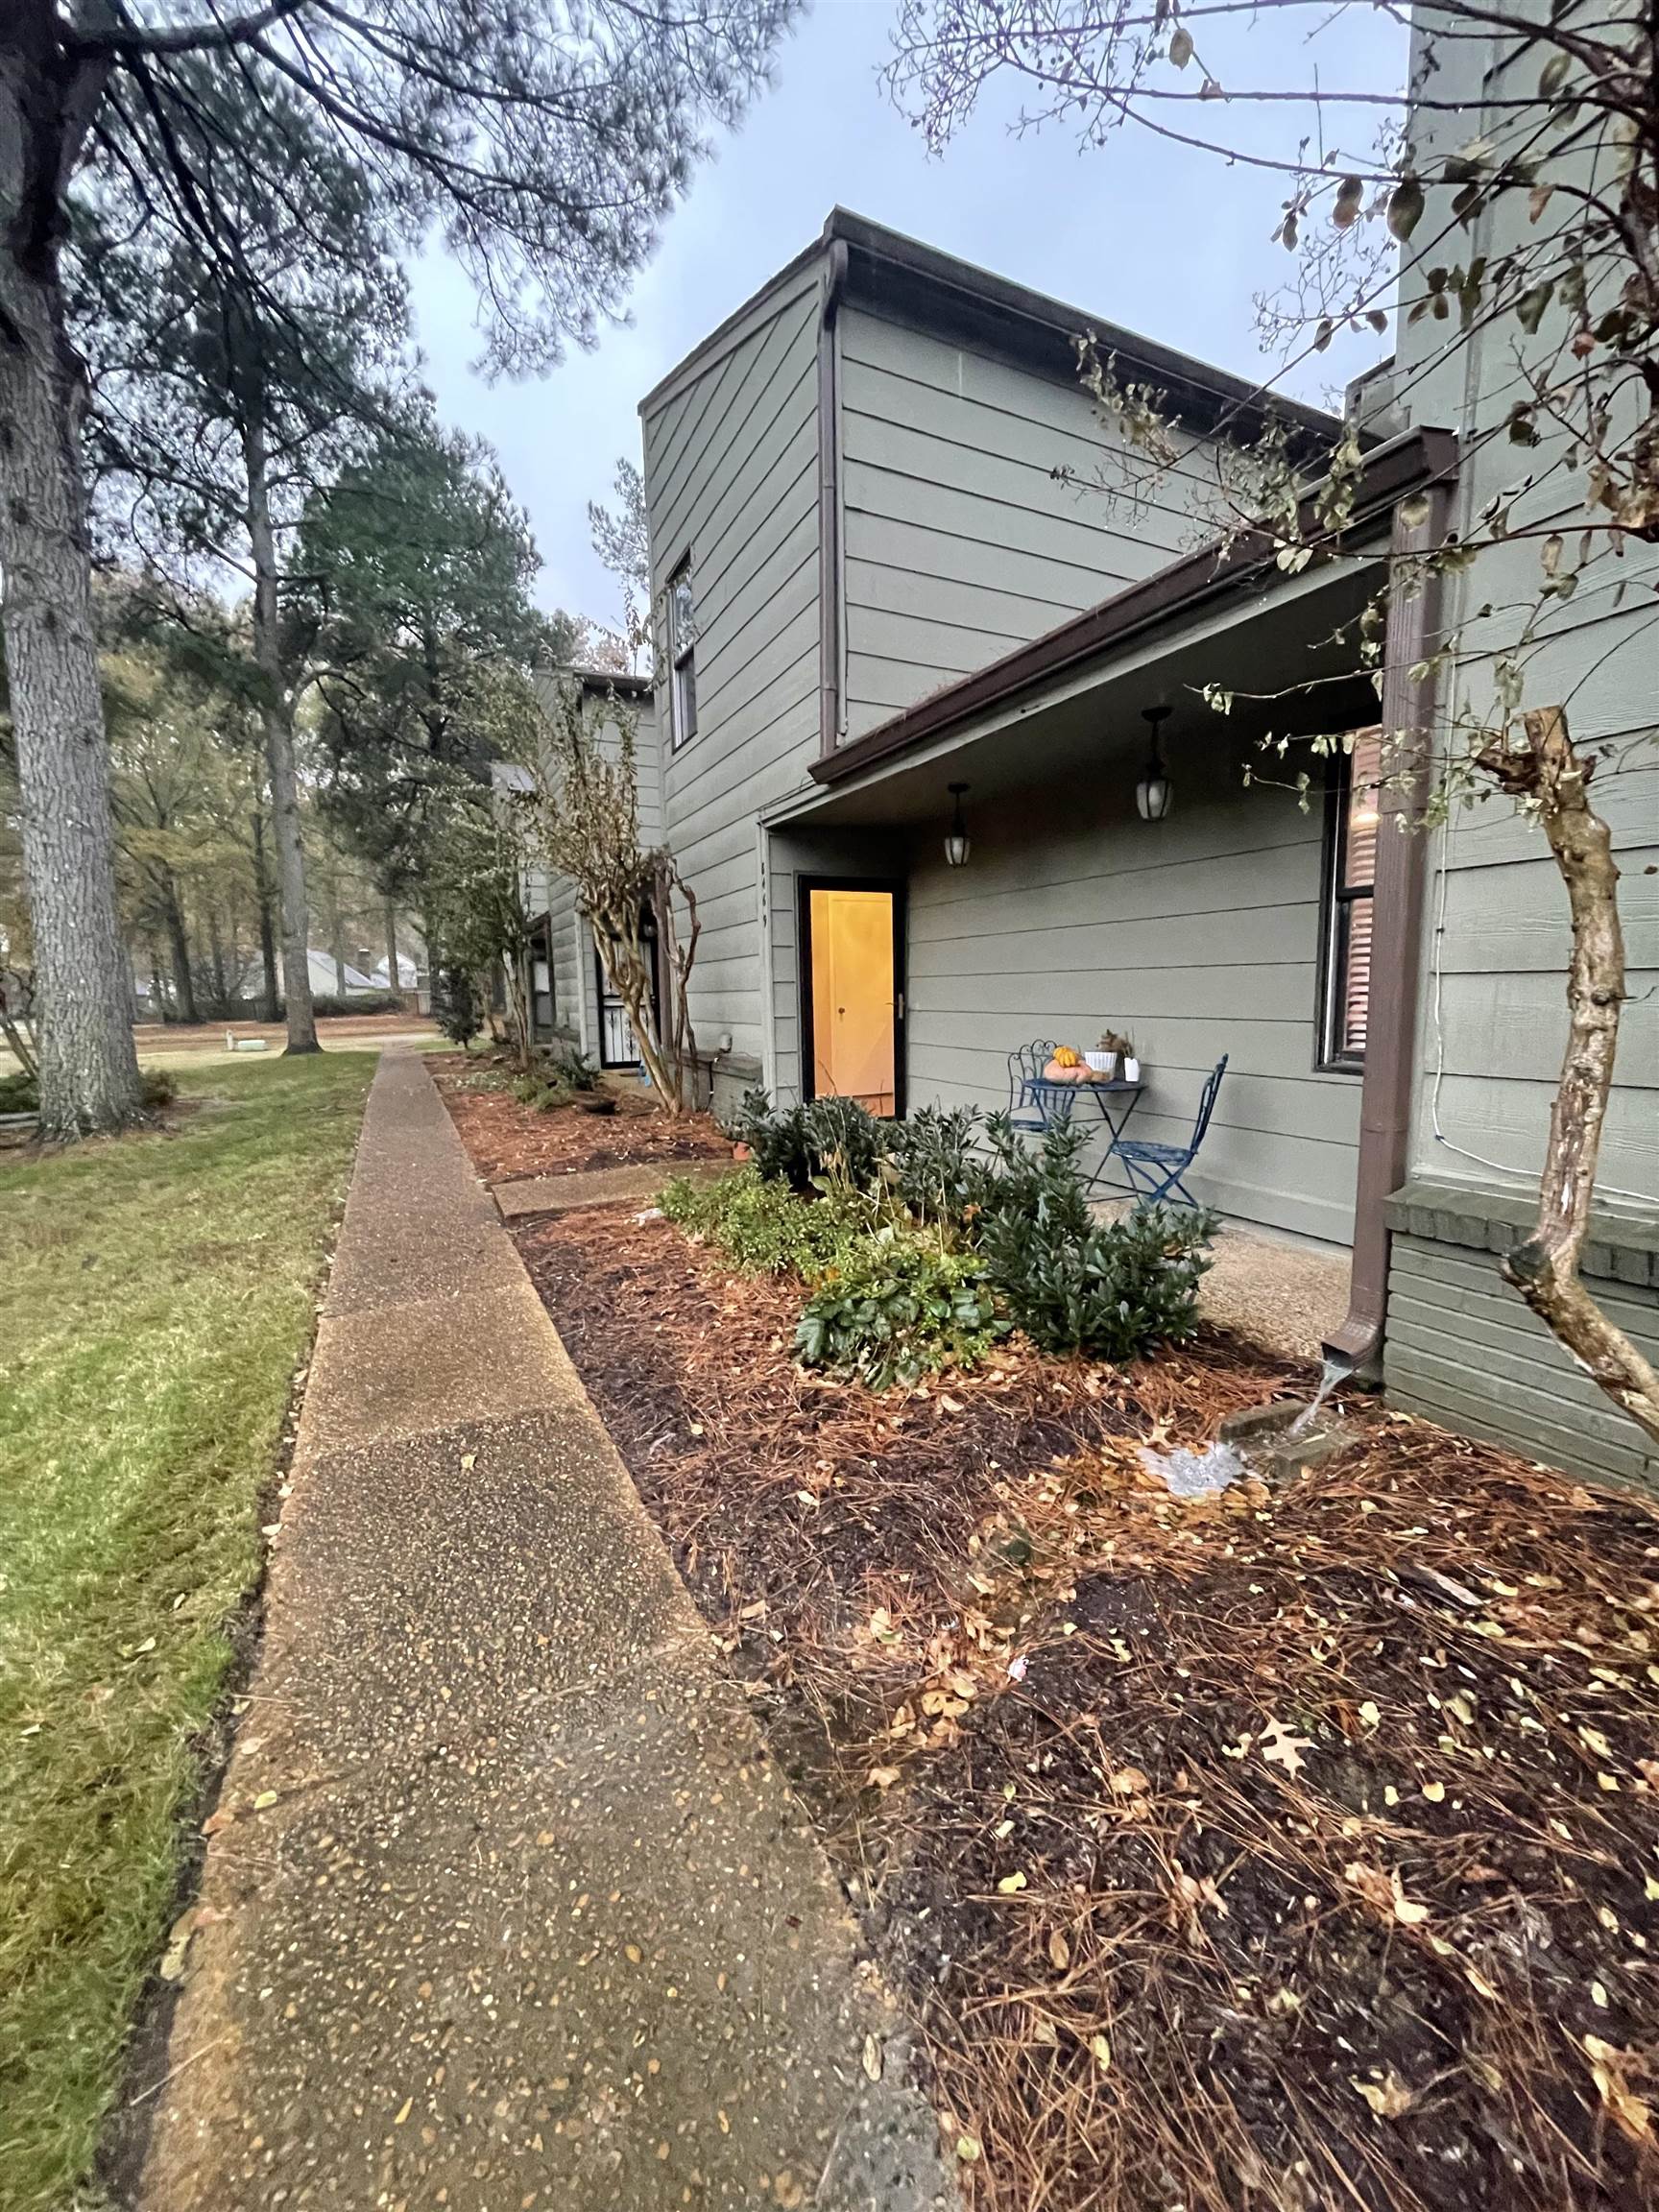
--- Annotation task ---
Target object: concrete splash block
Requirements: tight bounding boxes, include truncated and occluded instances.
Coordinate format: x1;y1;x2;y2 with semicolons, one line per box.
1219;1396;1355;1484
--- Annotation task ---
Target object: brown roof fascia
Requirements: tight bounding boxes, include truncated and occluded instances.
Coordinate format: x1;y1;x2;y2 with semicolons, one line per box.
810;427;1460;789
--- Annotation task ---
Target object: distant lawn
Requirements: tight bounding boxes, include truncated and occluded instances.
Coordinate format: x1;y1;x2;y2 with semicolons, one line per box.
0;1053;375;2211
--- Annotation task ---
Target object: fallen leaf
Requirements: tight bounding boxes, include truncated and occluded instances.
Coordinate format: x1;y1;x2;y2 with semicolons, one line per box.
1090;2032;1112;2072
997;1871;1028;1894
1261;1719;1314;1776
862;2033;882;2082
1107;1767;1150;1796
866;1767;901;1791
1584;2035;1652;2145
460;1453;476;1472
252;1790;278;1811
1352;2069;1416;2120
955;2136;981;2163
1048;1929;1070;1970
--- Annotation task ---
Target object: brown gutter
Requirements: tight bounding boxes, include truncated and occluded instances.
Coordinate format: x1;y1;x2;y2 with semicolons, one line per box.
817;239;850;757
811;426;1460;789
1323;469;1457;1379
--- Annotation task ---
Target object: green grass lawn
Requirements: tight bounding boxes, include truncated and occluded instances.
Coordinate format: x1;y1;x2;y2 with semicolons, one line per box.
0;1053;375;2210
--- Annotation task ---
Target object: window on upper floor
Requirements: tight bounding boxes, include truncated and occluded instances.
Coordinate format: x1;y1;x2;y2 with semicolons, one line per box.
667;559;697;749
1318;727;1382;1071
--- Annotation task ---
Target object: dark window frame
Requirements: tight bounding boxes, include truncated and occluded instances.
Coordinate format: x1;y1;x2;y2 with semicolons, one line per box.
1315;734;1380;1074
666;555;698;752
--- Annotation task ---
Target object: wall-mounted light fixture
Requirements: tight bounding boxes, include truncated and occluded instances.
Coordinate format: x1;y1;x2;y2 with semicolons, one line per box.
944;781;972;868
1136;707;1173;823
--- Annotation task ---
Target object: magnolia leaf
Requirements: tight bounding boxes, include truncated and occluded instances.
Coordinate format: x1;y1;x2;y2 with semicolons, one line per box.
1541;531;1564;576
1333;175;1364;228
1387;176;1425;241
1539;51;1573;97
1515;280;1554;334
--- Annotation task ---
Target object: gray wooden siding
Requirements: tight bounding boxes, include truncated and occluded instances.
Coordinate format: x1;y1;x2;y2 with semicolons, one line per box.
1394;21;1659;1218
900;741;1361;1245
1386;1236;1658;1489
644;270;824;1065
837;309;1223;743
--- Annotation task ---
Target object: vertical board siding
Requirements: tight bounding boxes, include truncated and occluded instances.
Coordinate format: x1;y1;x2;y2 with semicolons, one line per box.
837;308;1226;743
645;275;825;1062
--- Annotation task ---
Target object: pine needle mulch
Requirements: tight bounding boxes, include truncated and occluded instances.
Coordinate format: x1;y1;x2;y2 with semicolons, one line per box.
518;1202;1659;2212
428;1053;730;1183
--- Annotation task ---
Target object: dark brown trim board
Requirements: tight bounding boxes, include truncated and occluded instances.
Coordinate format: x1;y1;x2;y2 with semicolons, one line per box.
812;429;1458;791
1323;472;1457;1378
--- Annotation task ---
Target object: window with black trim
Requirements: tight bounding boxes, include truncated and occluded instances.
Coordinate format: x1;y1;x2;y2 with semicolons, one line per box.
667;559;697;749
1319;727;1382;1070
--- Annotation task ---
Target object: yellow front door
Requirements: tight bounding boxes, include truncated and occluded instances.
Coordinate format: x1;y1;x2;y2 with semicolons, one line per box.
808;888;897;1116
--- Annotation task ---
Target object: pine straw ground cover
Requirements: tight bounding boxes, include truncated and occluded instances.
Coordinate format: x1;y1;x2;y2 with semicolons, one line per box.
427;1051;731;1182
517;1202;1659;2212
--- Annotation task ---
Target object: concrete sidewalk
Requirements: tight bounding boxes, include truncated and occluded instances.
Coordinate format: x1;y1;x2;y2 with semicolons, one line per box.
140;1050;950;2212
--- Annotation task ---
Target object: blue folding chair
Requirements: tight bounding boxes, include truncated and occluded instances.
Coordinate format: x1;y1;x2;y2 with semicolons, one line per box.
1109;1056;1228;1211
1006;1039;1060;1133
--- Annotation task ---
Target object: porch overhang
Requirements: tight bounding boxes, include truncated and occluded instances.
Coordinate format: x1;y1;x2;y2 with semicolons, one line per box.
809;426;1458;800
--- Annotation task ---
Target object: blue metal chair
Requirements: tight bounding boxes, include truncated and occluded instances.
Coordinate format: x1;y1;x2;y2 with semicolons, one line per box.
1006;1039;1060;1132
1108;1056;1228;1211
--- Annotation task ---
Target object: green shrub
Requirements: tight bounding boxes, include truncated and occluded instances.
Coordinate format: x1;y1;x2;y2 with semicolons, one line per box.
559;1046;601;1094
661;1166;867;1281
309;991;405;1018
731;1088;886;1195
0;1068;174;1115
977;1117;1215;1358
794;1234;1005;1388
729;1089;815;1190
433;966;482;1049
883;1104;982;1235
511;1072;572;1113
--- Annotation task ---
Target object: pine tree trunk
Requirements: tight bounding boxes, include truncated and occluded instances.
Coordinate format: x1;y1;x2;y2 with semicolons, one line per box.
244;412;318;1053
0;57;146;1137
251;804;281;1022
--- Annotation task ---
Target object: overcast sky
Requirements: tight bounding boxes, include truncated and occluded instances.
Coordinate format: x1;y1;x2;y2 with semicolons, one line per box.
409;0;1407;631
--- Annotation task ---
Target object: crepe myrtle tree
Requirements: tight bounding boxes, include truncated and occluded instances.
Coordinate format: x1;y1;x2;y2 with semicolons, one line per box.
520;676;701;1112
887;0;1659;1447
0;0;799;1135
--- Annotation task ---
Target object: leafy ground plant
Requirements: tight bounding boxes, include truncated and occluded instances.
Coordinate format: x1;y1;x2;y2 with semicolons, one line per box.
0;1051;373;2211
661;1166;869;1281
794;1233;1006;1387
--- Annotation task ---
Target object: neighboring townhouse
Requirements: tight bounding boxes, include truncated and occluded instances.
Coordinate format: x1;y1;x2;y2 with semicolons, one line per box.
513;665;661;1070
636;203;1654;1487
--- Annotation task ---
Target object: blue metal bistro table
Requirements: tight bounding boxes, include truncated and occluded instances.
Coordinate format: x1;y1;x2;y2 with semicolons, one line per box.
1027;1076;1145;1195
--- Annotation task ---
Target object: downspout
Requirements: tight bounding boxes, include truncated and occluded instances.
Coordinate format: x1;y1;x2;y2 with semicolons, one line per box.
1324;463;1457;1379
816;238;850;757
